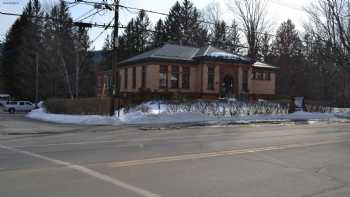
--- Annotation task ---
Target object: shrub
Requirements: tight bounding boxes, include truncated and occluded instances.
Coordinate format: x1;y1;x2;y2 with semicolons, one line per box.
166;100;289;117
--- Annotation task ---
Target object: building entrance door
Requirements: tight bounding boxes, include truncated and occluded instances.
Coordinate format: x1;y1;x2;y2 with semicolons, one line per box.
222;75;234;98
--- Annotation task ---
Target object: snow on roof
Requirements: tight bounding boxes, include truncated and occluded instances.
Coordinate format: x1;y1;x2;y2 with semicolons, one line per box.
209;52;241;59
253;62;278;69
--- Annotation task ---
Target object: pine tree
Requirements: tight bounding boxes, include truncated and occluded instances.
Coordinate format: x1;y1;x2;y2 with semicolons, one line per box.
152;19;167;47
260;32;271;61
119;10;151;59
164;0;209;47
2;18;24;98
41;0;91;98
2;0;43;100
42;1;76;98
73;26;91;98
211;21;227;49
226;20;241;53
101;34;113;70
164;2;182;44
134;10;151;53
2;0;92;99
121;18;137;58
272;19;304;96
103;35;112;51
273;19;302;57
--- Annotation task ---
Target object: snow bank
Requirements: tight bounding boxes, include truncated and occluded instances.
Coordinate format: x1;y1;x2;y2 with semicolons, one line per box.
27;108;119;125
335;111;350;119
26;101;342;125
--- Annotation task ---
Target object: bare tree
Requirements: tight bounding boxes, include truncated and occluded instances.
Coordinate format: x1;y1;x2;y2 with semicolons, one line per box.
228;0;271;60
59;50;74;99
305;0;350;100
201;0;222;35
202;0;222;24
306;0;350;68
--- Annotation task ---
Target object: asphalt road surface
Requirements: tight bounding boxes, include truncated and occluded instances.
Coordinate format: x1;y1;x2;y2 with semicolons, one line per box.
1;113;350;197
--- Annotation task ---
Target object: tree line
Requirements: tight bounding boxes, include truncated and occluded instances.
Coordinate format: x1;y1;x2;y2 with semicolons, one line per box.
1;0;94;101
101;0;350;106
1;0;350;106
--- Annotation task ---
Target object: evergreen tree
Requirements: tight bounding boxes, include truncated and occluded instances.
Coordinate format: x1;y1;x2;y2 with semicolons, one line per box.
120;18;137;58
2;0;93;99
164;2;182;44
73;26;91;98
40;0;92;98
119;10;151;59
211;21;227;49
2;18;24;98
164;0;209;46
152;19;167;47
2;0;43;100
226;20;241;53
271;19;304;96
41;0;76;98
103;34;112;51
134;10;151;53
260;32;271;61
101;34;112;70
273;19;302;57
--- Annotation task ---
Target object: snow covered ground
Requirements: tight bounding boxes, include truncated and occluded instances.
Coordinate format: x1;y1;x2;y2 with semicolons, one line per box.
26;101;349;125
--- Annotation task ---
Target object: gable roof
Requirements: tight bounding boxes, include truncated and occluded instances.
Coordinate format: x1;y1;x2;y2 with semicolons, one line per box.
119;44;253;66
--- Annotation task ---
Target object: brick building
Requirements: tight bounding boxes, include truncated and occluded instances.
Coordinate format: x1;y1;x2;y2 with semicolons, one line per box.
115;44;278;99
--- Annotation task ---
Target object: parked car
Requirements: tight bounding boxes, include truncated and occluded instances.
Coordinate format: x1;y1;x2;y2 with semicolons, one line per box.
3;101;36;114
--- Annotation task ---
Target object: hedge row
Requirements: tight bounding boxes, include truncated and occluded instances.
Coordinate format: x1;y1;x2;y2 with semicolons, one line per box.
45;97;120;115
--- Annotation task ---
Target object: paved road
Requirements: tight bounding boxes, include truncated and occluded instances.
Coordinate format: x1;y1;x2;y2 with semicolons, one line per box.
1;114;350;197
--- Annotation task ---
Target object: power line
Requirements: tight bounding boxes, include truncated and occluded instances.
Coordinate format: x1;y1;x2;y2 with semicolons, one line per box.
270;0;305;12
67;1;80;9
65;0;114;11
91;17;114;44
117;4;278;38
65;0;115;7
0;2;332;50
75;7;96;21
116;3;335;49
120;5;342;54
0;10;117;29
77;8;105;21
119;5;167;16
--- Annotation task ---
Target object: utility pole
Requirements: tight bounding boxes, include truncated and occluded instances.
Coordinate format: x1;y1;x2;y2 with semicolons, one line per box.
110;0;120;116
35;53;39;103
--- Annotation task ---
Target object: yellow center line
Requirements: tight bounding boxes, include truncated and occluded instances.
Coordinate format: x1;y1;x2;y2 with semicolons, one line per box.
108;139;350;168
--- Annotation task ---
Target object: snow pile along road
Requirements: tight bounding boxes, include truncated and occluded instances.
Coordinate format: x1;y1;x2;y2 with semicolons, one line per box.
27;108;119;125
27;101;345;125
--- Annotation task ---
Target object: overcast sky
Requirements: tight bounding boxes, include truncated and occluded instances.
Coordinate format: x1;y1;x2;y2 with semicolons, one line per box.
0;0;313;50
